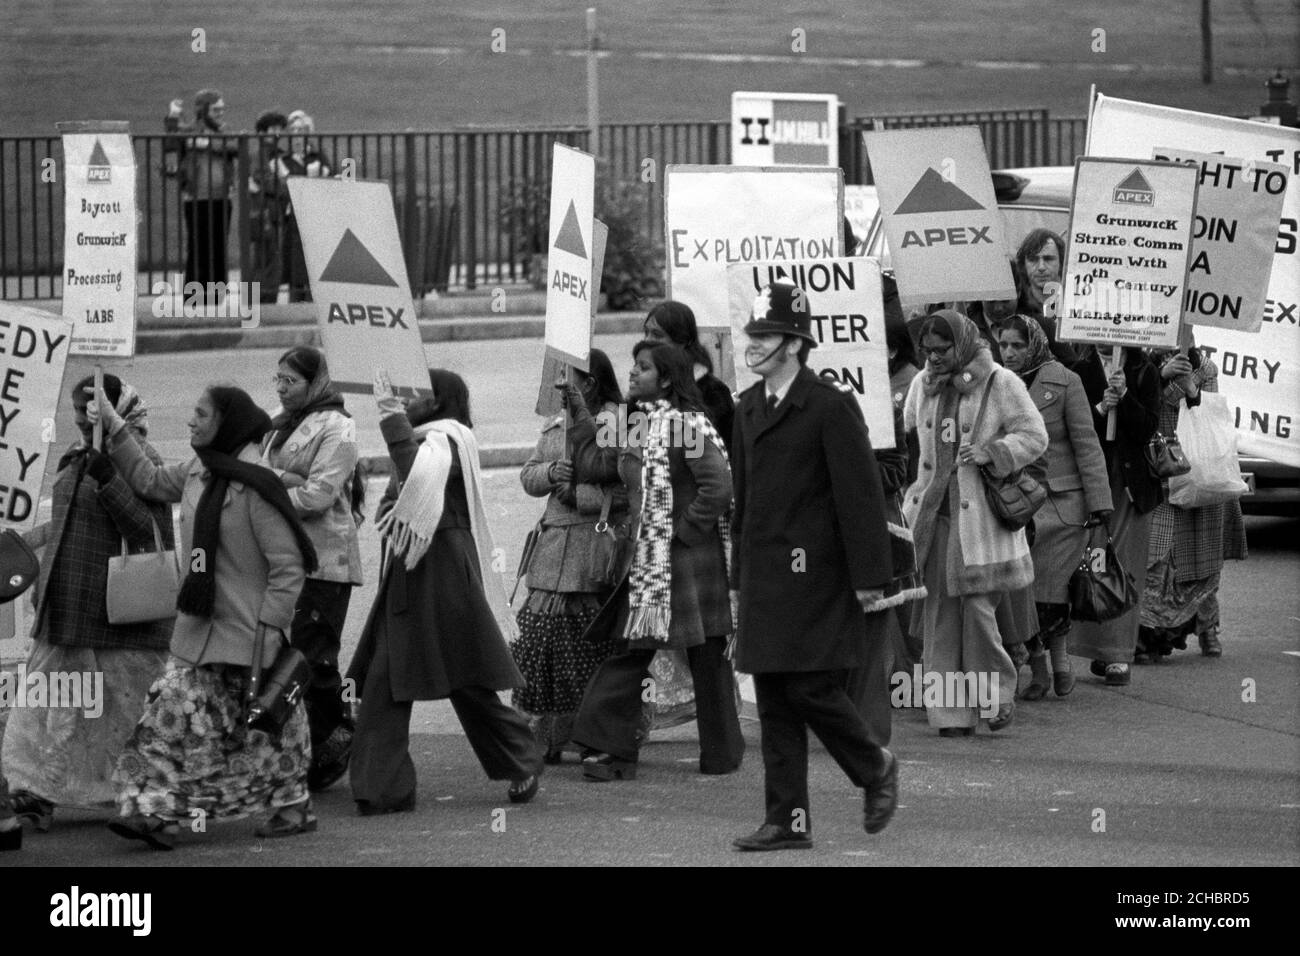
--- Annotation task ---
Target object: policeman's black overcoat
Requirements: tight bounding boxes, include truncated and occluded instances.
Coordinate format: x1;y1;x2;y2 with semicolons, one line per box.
730;366;893;673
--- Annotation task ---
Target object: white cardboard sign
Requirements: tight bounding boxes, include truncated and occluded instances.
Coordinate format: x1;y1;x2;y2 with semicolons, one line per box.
289;178;429;396
863;126;1016;306
726;257;894;448
1058;157;1199;350
544;143;597;372
59;123;137;357
1087;94;1300;466
0;303;74;530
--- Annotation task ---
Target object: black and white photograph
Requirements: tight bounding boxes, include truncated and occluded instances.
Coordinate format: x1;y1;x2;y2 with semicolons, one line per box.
0;0;1296;925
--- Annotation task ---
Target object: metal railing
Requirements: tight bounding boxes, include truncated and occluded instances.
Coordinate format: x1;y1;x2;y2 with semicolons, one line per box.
1;110;1085;301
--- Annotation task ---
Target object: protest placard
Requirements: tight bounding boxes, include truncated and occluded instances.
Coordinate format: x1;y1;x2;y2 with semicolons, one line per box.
862;126;1016;306
288;178;429;396
731;92;839;167
58;122;137;358
1148;147;1288;334
535;218;608;418
544;144;597;373
843;185;879;255
1058;157;1199;350
1088;94;1300;466
665;164;842;379
0;303;74;531
726;257;894;448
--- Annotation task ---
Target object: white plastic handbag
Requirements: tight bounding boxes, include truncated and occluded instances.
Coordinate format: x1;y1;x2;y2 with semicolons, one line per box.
105;517;180;624
1167;392;1249;509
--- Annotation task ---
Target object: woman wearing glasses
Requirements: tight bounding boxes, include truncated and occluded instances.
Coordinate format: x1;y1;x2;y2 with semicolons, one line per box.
903;310;1048;736
260;347;364;792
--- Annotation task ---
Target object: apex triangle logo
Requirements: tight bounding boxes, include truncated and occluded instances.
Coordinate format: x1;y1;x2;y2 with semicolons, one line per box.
1113;169;1154;206
86;139;111;183
894;167;985;214
552;200;587;259
319;229;399;287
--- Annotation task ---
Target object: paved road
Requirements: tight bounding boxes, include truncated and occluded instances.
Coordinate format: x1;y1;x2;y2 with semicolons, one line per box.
3;344;1298;866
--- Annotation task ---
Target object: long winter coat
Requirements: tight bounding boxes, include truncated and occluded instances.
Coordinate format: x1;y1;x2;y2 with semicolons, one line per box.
347;415;523;701
108;437;306;669
260;408;363;585
730;367;893;673
903;350;1049;596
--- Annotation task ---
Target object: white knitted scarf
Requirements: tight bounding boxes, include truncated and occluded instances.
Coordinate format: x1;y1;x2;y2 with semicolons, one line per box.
374;418;517;642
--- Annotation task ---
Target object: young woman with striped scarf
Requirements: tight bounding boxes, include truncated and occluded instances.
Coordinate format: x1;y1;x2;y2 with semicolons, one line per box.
570;342;744;781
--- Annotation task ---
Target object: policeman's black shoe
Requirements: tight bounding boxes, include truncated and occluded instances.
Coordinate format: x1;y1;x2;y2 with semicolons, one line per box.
732;823;813;852
863;749;899;835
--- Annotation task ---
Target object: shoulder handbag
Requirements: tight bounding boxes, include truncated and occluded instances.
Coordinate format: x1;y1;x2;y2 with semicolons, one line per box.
1144;430;1191;478
509;520;543;604
1067;528;1138;623
969;372;1048;531
0;529;39;602
588;486;634;588
105;516;181;624
246;624;311;736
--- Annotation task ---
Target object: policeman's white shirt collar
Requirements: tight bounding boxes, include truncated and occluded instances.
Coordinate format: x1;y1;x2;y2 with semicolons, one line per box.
766;376;795;407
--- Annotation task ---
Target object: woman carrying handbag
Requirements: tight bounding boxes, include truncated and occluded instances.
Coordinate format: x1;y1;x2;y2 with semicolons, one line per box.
92;384;319;849
1069;349;1162;686
1138;347;1246;660
996;316;1113;700
2;375;173;835
511;350;627;763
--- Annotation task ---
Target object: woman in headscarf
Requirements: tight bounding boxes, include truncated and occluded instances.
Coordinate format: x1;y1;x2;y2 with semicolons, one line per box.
2;375;172;833
1138;345;1246;661
570;341;743;781
91;384;318;849
903;310;1048;736
997;316;1112;699
347;369;543;814
261;346;363;791
512;350;626;763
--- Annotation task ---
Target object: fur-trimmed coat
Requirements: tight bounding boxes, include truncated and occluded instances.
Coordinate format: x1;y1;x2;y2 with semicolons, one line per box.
903;350;1049;596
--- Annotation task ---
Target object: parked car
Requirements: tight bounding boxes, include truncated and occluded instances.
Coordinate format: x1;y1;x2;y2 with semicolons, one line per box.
860;164;1298;515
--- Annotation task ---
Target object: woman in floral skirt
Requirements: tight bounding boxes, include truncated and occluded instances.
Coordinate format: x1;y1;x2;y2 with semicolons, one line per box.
511;350;626;762
92;384;319;849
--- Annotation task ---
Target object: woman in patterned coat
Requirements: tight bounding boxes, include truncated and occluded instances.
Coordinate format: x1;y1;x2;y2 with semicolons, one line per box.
3;375;173;833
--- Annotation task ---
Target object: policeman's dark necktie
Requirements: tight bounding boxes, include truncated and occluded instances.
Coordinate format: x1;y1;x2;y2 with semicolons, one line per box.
766;393;779;416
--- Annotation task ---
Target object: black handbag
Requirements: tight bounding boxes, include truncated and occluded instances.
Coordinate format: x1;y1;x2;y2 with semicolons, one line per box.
1144;430;1192;478
1068;529;1139;623
968;372;1048;531
588;487;634;588
246;625;310;736
0;529;39;603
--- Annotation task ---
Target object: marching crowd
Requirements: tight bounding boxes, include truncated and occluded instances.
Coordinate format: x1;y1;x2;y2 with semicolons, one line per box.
0;223;1246;855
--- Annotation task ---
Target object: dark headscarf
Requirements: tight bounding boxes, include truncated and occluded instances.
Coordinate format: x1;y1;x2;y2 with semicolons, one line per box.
177;386;318;618
918;308;990;393
1002;313;1054;385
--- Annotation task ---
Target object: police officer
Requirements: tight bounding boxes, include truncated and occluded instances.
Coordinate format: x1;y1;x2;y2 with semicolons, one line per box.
729;282;900;851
